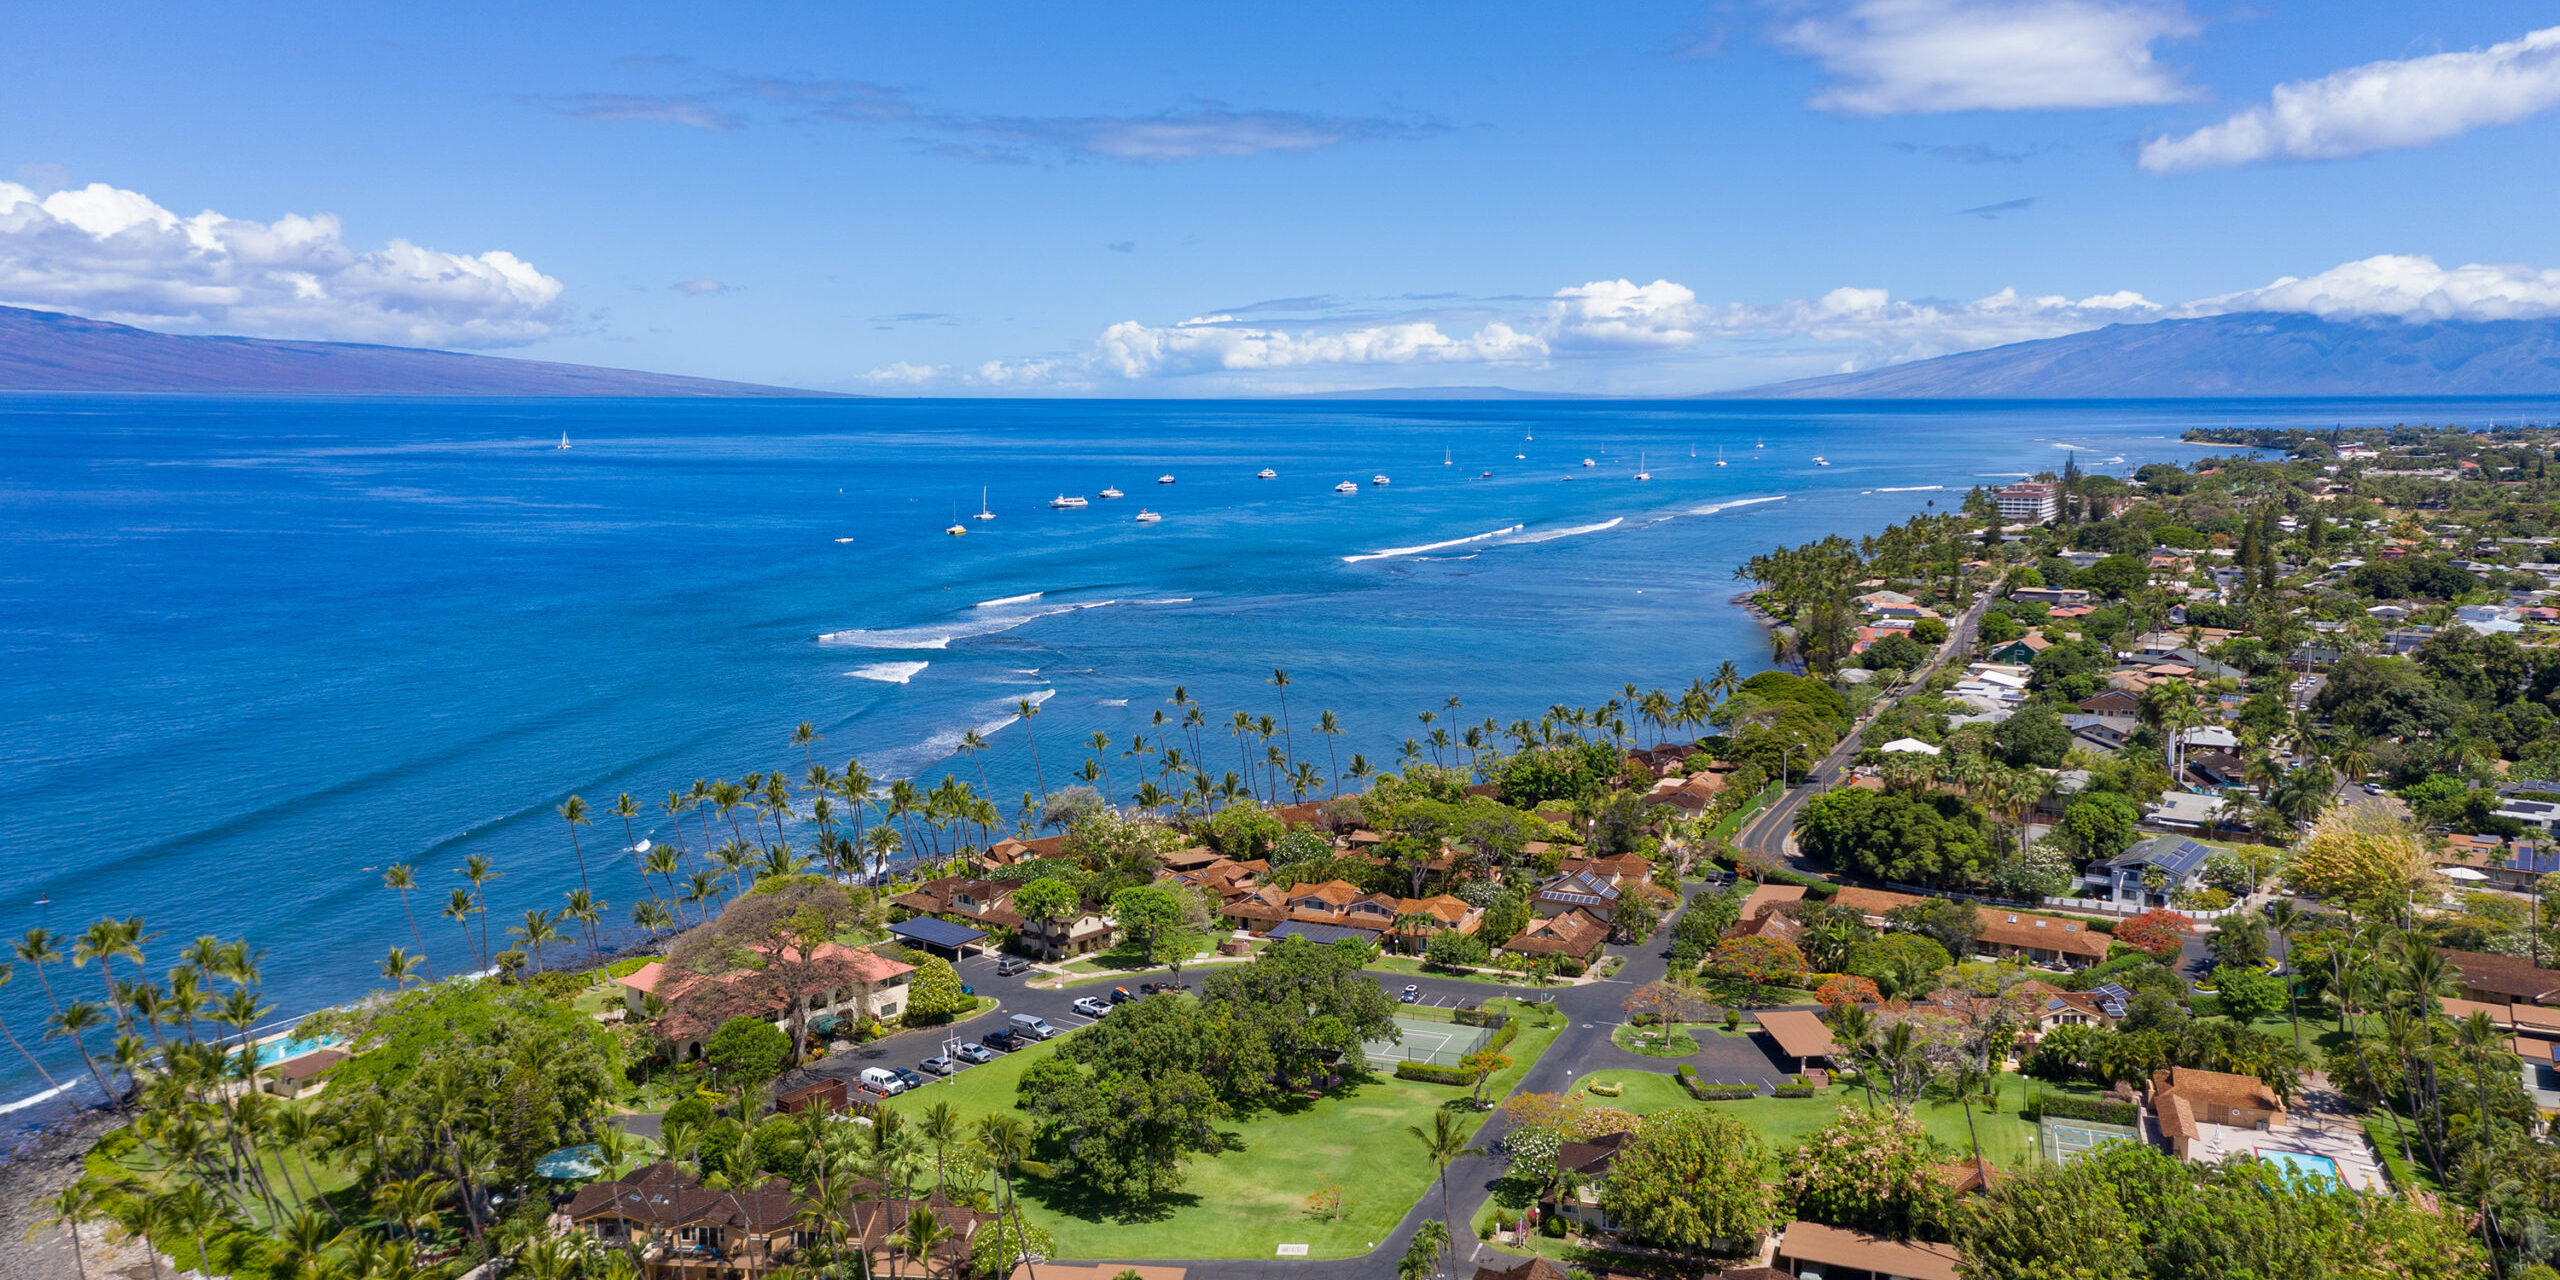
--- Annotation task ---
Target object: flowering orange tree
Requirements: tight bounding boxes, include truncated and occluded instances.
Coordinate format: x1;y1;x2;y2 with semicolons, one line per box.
1814;974;1883;1011
2114;909;2192;961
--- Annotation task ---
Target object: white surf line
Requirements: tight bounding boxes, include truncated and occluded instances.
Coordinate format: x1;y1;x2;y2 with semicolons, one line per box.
974;591;1044;608
1506;516;1624;545
1341;524;1523;564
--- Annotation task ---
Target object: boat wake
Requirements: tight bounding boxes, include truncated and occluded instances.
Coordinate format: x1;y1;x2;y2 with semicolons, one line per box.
848;661;930;684
1342;525;1522;563
1685;495;1786;517
1507;517;1624;545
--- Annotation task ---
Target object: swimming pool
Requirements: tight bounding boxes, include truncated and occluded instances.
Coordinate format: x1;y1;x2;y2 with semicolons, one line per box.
2260;1149;2342;1185
251;1034;341;1066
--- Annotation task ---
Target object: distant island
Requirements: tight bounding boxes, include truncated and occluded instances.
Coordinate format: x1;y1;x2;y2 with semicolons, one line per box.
1723;312;2560;399
0;305;837;396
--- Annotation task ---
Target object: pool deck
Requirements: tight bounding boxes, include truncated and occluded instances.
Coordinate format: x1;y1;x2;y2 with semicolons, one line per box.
2182;1117;2387;1192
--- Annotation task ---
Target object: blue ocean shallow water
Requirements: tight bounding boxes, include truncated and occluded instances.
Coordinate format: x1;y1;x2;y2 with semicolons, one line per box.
0;393;2504;1116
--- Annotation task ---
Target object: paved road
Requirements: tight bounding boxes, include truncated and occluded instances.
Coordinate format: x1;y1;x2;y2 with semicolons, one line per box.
779;887;1793;1278
1736;583;1998;876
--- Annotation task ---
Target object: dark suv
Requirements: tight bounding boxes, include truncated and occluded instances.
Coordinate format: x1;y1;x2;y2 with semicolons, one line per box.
981;1029;1026;1052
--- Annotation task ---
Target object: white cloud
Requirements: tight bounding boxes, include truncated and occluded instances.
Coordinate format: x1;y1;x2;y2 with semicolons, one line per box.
1548;279;1703;348
672;279;729;295
2141;25;2560;172
860;361;946;386
2190;254;2560;321
1089;315;1545;379
1706;284;2163;362
0;180;565;347
1780;0;2199;115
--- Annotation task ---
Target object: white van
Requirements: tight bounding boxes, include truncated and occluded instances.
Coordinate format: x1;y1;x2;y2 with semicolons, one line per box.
1009;1014;1060;1041
859;1067;908;1095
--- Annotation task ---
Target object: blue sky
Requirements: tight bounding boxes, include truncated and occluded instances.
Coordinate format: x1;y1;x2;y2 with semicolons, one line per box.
8;1;2560;393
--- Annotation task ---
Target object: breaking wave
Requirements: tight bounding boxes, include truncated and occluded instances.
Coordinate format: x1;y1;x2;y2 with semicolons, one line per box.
848;661;929;684
1342;525;1522;564
1507;517;1624;545
1685;495;1786;517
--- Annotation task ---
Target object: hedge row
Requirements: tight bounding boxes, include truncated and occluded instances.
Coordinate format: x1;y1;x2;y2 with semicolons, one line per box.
1484;1019;1520;1055
1771;1084;1819;1098
1676;1063;1762;1100
2031;1092;2138;1126
1395;1061;1477;1085
1453;1006;1504;1028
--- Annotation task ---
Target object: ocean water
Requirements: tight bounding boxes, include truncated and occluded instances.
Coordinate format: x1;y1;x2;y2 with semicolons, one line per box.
0;393;2507;1119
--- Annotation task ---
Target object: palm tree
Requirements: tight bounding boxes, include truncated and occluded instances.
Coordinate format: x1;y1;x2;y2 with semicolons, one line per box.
73;917;148;1037
45;998;116;1112
379;864;431;977
611;790;646;863
380;948;425;987
794;720;823;770
559;794;595;896
510;910;562;973
442;888;482;969
632;898;675;942
1345;753;1374;793
33;1178;108;1280
2264;898;2305;1049
643;845;687;921
977;1113;1043;1280
564;889;605;966
1708;659;1743;707
1270;668;1296;766
462;855;502;963
1016;697;1049;803
898;1204;955;1278
1407;1109;1479;1257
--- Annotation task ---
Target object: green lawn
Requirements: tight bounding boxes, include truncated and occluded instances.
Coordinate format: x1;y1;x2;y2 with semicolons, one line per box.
1366;954;1552;989
1705;782;1784;842
1574;1068;1695;1115
929;999;1559;1259
1610;1024;1698;1057
1704;1072;2076;1171
2361;1109;2441;1195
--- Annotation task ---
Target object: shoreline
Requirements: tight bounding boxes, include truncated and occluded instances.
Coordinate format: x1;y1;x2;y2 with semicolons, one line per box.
0;1102;121;1279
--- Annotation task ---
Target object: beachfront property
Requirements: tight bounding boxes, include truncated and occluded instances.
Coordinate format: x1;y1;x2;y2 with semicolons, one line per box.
1994;482;2060;525
616;942;915;1060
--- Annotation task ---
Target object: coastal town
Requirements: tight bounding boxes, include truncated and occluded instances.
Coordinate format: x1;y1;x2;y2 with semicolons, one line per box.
16;420;2560;1280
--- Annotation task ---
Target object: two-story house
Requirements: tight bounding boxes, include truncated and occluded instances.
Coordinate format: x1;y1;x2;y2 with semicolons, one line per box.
616;940;914;1061
2094;835;2215;909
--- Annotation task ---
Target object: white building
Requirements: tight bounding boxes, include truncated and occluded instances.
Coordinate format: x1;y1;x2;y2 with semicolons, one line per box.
1997;482;2060;524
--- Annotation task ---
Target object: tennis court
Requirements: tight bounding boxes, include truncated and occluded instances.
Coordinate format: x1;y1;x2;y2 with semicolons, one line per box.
2039;1117;2139;1166
1362;1016;1493;1069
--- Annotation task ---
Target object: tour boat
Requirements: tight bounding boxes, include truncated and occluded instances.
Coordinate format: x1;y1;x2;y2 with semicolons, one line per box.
1257;468;1278;479
1334;481;1358;493
1581;457;1595;467
1635;452;1652;482
973;487;996;520
557;431;571;450
1813;456;1830;466
1514;450;1526;460
1099;485;1125;499
1371;474;1390;486
1135;509;1162;523
1050;494;1088;509
1157;474;1177;484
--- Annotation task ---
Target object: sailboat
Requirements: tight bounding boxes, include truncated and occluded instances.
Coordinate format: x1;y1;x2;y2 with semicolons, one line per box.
944;503;967;536
973;487;996;521
557;431;571;451
1443;448;1452;466
1635;452;1652;482
1689;443;1696;459
1755;436;1765;449
1714;447;1728;467
1813;455;1830;466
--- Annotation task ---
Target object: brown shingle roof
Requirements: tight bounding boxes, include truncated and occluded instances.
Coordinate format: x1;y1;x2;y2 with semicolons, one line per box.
1972;907;2111;958
1752;1009;1837;1061
1776;1221;1962;1280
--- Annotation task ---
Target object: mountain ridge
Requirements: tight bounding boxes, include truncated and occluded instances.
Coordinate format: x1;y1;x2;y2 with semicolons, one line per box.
1720;313;2560;399
0;305;839;396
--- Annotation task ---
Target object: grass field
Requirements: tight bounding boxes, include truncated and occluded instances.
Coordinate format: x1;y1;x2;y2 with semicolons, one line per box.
906;999;1560;1259
1703;1072;2085;1171
1365;954;1555;989
1610;1024;1698;1057
1573;1068;1695;1115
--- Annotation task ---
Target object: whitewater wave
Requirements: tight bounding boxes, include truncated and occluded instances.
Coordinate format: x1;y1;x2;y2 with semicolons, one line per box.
1343;525;1523;564
849;661;930;684
1507;516;1624;545
1873;485;1943;493
975;591;1044;609
870;688;1056;778
0;1079;79;1116
1686;495;1786;517
819;599;1117;649
1098;698;1130;706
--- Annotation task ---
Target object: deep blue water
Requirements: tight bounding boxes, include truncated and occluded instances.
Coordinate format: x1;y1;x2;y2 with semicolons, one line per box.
0;393;2505;1117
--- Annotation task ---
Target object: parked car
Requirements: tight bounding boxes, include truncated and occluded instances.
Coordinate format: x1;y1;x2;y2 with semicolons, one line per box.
2362;781;2383;795
981;1030;1025;1052
918;1056;956;1076
1108;986;1134;1004
859;1067;908;1095
1009;1013;1062;1041
1071;996;1112;1017
1139;980;1188;995
996;956;1031;976
1400;984;1421;1004
890;1067;927;1090
954;1042;997;1064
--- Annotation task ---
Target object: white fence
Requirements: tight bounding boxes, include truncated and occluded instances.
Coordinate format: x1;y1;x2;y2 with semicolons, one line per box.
2042;894;2248;922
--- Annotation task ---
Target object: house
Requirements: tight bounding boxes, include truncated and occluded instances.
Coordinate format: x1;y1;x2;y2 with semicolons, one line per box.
1831;885;1926;926
1387;893;1484;951
1473;1259;1577;1280
1878;737;1941;756
2010;586;2090;607
1275;879;1404;933
2076;690;2141;716
1548;1131;1632;1230
2013;979;2126;1040
1773;1221;1963;1280
2495;796;2560;832
1971;908;2110;969
617;942;914;1061
2096;835;2217;909
2437;949;2560;1006
2144;791;2228;830
1983;632;2052;664
1533;868;1626;922
2149;1067;2287;1161
262;1047;348;1100
2065;716;2131;755
1019;905;1117;960
891;876;1027;933
1735;882;1808;927
566;1162;994;1279
1499;908;1610;966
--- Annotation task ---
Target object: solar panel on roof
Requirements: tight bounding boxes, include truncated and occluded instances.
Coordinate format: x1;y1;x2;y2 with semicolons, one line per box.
889;917;987;949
